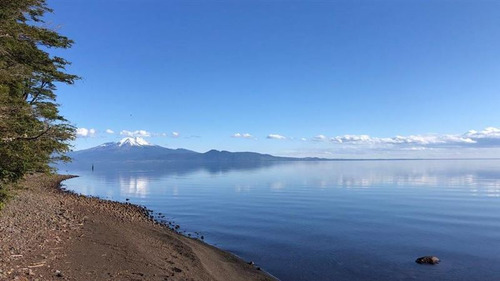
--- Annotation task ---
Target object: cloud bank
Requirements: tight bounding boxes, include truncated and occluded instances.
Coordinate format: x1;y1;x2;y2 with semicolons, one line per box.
232;133;254;139
76;128;96;137
312;127;500;149
267;134;287;140
120;130;151;137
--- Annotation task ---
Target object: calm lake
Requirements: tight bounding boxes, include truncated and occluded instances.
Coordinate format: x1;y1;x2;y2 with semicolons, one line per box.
60;160;500;281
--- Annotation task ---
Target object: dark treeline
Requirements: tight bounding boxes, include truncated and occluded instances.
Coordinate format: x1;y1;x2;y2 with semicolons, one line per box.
0;0;76;203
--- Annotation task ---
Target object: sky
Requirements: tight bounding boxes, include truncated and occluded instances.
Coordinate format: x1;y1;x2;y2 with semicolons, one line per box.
45;0;500;158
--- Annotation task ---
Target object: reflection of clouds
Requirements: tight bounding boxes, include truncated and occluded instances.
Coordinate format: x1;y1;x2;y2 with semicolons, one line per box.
283;161;500;197
318;180;328;189
327;173;500;188
235;184;252;192
172;185;179;197
324;172;500;196
270;181;285;190
119;175;149;197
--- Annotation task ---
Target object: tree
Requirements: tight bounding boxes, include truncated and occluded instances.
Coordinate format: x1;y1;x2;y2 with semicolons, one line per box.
0;0;77;183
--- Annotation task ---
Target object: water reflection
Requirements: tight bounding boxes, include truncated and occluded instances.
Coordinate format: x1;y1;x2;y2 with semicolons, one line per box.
60;159;500;281
235;184;252;192
269;181;285;190
291;160;500;190
119;174;149;197
61;160;500;196
60;160;282;177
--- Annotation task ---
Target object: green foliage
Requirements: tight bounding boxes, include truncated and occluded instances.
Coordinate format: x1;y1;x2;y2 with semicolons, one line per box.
0;0;77;184
0;184;10;210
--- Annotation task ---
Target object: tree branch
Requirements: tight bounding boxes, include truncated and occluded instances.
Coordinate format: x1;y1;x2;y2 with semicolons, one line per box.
13;126;51;142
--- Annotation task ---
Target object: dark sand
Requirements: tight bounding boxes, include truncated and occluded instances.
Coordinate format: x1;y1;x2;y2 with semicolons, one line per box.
0;174;276;280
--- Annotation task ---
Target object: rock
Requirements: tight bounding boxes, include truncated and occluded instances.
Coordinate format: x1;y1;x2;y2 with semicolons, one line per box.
248;261;255;266
415;256;440;265
55;270;63;277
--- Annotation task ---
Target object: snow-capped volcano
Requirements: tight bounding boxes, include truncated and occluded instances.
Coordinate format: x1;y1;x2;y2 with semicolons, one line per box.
118;137;152;147
68;137;198;163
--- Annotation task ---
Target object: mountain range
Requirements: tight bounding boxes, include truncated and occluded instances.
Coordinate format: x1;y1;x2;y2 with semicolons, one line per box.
68;137;323;164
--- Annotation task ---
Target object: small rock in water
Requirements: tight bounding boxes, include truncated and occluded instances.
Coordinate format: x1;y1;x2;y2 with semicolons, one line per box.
125;198;130;201
415;256;440;265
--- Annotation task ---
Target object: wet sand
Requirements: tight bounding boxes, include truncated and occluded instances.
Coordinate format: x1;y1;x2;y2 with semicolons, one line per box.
0;174;276;280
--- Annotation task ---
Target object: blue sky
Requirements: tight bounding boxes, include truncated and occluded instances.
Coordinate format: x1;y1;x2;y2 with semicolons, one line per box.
46;0;500;158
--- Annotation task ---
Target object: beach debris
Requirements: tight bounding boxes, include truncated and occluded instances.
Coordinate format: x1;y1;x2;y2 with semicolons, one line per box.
415;256;440;265
28;262;46;268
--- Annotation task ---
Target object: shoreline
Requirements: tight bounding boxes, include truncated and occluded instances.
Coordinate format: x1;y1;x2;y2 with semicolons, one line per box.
0;174;276;280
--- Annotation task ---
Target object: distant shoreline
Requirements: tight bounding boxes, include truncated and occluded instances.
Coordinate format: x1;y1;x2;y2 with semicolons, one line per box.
311;157;500;161
0;174;276;281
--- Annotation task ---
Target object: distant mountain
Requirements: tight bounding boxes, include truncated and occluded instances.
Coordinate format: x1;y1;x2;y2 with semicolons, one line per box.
68;137;197;162
67;137;323;164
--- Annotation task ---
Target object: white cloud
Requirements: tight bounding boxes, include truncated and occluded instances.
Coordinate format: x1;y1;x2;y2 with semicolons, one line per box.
301;138;308;141
120;130;151;137
462;127;500;147
312;134;327;142
232;133;254;139
172;132;180;138
465;127;500;139
312;127;500;150
267;134;286;140
76;128;96;137
403;147;427;151
285;127;500;158
330;134;372;144
105;129;114;134
329;133;475;146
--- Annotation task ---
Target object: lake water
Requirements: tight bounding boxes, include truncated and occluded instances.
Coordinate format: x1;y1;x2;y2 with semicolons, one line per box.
60;160;500;281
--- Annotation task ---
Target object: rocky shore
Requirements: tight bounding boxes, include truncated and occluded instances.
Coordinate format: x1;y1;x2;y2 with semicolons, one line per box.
0;174;275;281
